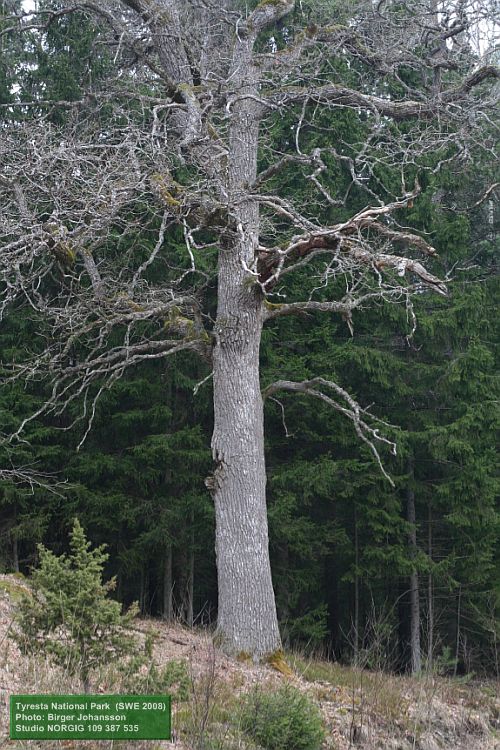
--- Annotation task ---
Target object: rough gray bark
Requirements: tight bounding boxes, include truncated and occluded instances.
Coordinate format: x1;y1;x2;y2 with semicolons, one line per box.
210;28;280;657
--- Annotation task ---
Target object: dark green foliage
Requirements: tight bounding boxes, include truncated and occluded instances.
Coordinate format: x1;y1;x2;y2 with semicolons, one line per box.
0;307;70;571
240;684;325;750
13;519;139;689
61;362;213;617
0;1;23;106
19;0;111;115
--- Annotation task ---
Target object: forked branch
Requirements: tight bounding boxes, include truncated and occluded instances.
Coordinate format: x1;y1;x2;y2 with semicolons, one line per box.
257;186;446;295
263;377;397;485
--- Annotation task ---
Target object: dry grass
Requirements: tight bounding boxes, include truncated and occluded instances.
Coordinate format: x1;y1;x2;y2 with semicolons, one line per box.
291;654;408;720
1;654;174;750
289;653;499;749
0;576;30;604
1;576;499;750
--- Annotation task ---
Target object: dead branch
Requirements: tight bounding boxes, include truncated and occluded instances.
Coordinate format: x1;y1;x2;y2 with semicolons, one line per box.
263;377;397;485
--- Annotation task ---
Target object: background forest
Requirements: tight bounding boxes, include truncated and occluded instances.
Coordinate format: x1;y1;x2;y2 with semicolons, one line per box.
0;0;499;677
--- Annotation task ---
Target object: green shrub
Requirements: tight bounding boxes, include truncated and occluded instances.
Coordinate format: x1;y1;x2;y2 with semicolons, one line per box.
13;518;138;691
121;651;190;701
240;684;324;750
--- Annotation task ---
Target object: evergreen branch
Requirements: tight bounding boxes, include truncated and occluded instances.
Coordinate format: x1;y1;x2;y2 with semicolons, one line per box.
6;339;205;450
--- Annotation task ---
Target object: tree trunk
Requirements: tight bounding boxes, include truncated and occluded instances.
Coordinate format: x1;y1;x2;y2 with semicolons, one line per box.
427;498;434;671
186;523;194;627
163;544;173;621
454;585;462;677
210;34;281;658
212;279;280;655
407;456;421;674
11;501;19;573
354;504;360;666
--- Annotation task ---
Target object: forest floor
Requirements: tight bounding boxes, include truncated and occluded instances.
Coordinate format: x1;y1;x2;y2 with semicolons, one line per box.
0;574;498;750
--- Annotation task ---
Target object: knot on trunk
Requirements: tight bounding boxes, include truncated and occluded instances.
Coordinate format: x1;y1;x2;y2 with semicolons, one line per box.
205;460;226;496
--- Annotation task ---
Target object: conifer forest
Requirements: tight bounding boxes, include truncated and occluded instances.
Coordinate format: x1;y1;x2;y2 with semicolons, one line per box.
0;0;499;676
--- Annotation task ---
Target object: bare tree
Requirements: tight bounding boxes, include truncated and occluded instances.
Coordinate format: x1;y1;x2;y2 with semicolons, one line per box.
0;0;498;657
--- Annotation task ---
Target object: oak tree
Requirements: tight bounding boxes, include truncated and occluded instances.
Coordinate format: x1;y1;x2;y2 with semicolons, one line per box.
1;0;498;657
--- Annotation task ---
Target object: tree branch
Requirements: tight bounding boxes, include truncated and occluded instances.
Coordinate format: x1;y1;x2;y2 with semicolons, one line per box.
269;65;499;120
0;466;67;495
243;0;295;36
470;182;499;209
263;289;412;321
257;186;446;294
263;377;397;485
